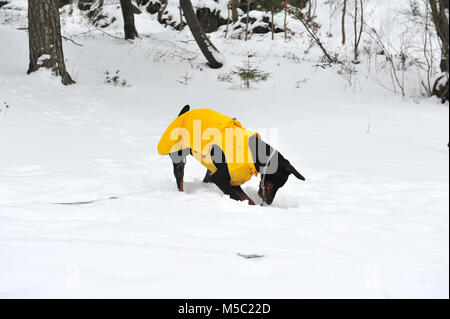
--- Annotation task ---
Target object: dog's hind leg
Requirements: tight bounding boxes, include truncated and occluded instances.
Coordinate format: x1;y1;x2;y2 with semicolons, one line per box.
169;148;190;192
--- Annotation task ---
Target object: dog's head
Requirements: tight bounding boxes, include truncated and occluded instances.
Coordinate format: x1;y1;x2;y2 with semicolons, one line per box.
257;153;305;205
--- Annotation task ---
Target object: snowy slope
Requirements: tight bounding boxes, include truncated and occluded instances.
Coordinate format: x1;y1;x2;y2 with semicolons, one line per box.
0;2;449;298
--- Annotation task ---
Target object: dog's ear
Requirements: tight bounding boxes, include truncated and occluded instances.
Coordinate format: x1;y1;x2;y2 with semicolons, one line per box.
178;105;190;117
286;162;305;181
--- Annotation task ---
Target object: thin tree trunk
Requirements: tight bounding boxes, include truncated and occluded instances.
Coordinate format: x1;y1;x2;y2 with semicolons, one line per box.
98;0;104;7
180;0;223;68
225;2;230;38
307;0;312;19
428;0;449;103
296;8;336;64
158;0;168;23
429;0;449;73
284;1;289;40
179;4;183;30
271;3;274;40
341;0;346;45
353;0;357;59
231;0;238;23
27;0;74;85
353;0;363;62
245;0;251;41
120;0;138;39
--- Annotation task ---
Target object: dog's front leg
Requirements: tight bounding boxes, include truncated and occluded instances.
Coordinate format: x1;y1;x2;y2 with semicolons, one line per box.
203;169;214;183
209;145;255;205
169;149;189;192
232;186;256;205
212;179;255;205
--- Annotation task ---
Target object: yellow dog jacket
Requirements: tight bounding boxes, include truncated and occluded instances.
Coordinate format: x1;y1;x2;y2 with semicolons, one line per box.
157;109;259;186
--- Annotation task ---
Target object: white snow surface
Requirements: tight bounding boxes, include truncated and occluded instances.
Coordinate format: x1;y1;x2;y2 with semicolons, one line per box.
0;1;449;298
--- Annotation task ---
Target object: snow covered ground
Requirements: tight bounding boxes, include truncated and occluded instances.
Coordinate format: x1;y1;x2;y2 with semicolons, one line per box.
0;1;449;298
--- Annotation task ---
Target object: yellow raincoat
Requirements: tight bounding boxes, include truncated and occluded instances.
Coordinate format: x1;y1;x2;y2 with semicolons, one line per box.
157;109;258;186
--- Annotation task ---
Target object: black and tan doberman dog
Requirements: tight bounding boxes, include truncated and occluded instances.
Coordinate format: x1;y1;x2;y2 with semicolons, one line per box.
157;105;305;205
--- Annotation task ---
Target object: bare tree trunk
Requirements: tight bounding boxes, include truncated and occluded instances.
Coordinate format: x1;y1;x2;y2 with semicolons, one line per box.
353;0;357;58
271;3;274;40
158;0;168;23
296;7;337;64
429;0;449;73
180;0;223;68
225;2;230;38
245;0;251;41
27;0;74;85
231;0;238;23
428;0;449;103
307;0;316;20
369;29;405;96
120;0;138;39
341;0;346;45
353;0;363;62
98;0;104;7
179;4;183;30
284;1;289;40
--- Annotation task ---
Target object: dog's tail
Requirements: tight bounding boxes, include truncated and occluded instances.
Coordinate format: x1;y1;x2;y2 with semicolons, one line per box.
178;105;190;117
